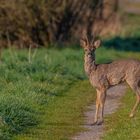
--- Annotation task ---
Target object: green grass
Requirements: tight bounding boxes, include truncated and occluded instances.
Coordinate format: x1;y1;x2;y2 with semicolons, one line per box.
0;46;139;140
14;80;95;140
0;48;85;140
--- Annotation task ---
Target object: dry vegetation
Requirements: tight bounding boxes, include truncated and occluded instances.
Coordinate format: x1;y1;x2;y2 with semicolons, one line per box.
0;0;119;47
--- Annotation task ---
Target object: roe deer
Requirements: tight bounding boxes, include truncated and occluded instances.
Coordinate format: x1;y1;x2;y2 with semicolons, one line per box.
80;33;140;125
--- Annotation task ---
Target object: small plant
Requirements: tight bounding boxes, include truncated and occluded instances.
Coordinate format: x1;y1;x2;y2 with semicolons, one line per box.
28;45;38;64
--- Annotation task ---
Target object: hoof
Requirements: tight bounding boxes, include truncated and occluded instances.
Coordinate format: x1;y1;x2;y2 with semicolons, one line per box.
90;121;97;126
97;120;104;125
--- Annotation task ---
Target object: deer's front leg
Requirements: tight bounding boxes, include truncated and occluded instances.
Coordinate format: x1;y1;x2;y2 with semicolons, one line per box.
97;91;106;125
92;90;101;125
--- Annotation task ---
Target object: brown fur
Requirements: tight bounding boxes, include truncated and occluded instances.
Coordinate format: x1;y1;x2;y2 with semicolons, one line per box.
80;34;140;125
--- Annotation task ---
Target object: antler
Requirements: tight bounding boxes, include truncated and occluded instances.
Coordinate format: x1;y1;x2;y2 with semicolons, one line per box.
81;30;99;48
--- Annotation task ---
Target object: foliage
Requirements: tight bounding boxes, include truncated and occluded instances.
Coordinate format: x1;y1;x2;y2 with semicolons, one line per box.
0;0;119;47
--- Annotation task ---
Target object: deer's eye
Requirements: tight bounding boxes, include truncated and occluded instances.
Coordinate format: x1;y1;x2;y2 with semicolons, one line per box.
91;48;95;51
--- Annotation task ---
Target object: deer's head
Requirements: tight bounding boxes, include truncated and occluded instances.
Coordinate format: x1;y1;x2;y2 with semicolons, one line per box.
80;33;101;56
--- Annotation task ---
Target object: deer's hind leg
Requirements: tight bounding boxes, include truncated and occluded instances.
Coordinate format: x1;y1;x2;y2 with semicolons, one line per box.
129;91;140;118
126;79;140;118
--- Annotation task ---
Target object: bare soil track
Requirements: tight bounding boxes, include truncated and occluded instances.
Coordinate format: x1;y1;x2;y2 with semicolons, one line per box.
72;84;126;140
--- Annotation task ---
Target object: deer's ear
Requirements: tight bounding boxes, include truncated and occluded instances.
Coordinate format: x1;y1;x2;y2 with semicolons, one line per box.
80;39;87;48
94;40;101;48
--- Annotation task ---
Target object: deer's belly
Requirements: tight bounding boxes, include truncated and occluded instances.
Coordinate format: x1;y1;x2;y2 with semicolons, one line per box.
89;73;125;89
107;73;125;85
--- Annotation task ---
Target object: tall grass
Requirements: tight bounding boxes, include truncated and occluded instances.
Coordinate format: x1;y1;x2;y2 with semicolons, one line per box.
0;48;85;139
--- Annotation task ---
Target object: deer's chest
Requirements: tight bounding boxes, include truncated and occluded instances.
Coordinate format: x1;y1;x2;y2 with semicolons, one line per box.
89;73;109;89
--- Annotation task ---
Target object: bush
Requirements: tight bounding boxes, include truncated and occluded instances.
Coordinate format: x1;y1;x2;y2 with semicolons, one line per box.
0;0;119;47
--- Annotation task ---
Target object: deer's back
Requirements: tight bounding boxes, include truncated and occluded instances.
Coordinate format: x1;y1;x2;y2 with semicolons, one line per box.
89;59;140;89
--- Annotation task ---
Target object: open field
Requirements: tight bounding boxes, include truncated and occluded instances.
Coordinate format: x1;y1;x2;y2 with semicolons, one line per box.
0;46;139;140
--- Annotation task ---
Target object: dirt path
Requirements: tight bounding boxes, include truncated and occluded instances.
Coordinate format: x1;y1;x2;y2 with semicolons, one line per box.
72;84;126;140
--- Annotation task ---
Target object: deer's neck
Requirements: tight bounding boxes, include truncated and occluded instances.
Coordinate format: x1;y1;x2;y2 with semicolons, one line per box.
84;53;96;77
